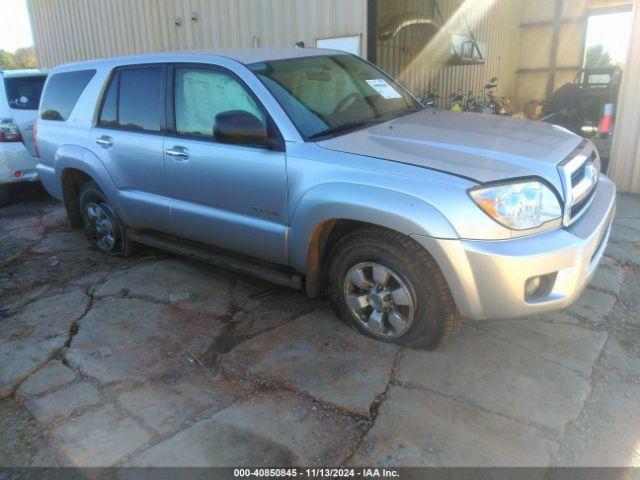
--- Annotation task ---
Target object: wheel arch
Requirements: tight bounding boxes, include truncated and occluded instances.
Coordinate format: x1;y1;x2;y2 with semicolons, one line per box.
289;183;459;298
56;146;126;227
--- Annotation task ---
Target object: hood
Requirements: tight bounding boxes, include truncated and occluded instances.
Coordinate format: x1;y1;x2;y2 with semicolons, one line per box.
318;109;583;186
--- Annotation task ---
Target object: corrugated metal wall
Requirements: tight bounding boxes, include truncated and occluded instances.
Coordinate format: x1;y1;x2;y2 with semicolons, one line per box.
375;0;523;107
28;0;367;68
608;0;640;194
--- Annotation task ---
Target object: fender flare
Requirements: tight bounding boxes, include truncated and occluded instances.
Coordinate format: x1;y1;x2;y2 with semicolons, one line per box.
55;145;132;225
288;182;459;273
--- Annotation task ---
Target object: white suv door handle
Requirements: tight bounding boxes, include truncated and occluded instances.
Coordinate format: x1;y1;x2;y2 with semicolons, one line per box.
96;135;113;147
165;146;189;160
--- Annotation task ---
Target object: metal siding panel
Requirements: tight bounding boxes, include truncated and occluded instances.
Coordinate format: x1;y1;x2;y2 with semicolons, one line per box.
608;0;640;193
28;0;366;66
375;0;523;108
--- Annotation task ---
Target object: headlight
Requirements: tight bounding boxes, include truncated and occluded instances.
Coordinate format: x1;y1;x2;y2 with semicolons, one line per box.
469;180;562;230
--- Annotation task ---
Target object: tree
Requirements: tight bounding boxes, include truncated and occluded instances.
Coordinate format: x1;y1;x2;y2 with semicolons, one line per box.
0;49;16;69
13;47;37;69
585;44;614;68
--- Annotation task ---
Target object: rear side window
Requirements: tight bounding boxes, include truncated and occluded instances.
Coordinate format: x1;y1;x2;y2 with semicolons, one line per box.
98;67;162;132
40;70;96;121
3;76;46;110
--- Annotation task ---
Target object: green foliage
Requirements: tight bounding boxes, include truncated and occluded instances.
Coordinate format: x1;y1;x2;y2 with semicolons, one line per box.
0;49;16;69
0;46;37;70
585;44;614;68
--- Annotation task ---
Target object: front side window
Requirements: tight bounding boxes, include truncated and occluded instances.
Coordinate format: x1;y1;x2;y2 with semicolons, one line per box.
175;68;264;139
98;67;162;132
4;75;47;110
249;55;420;140
40;70;96;121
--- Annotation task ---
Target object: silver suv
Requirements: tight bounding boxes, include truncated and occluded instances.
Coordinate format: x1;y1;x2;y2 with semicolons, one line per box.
36;49;616;349
0;69;47;205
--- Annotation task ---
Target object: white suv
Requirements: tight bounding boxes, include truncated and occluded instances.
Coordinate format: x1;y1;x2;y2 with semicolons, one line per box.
0;69;48;206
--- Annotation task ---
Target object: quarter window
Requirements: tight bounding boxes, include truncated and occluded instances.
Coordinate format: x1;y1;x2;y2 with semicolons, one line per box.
98;72;118;127
174;68;264;140
40;70;96;121
98;67;162;132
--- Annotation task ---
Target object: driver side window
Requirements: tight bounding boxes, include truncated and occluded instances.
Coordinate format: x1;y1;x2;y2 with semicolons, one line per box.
175;68;265;140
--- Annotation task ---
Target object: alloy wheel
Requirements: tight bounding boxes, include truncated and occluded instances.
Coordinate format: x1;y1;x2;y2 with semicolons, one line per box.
343;262;416;338
84;202;117;252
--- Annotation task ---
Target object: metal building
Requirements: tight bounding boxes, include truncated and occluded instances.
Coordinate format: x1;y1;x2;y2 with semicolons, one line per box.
26;0;640;193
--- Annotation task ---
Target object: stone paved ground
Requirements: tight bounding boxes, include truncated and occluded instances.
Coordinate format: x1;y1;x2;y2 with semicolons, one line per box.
1;185;639;467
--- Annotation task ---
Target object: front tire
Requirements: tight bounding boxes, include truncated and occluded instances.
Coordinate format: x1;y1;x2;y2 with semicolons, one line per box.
78;181;133;257
326;227;461;349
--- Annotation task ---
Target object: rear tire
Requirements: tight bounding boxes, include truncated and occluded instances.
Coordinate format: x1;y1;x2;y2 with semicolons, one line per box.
0;184;10;207
326;227;461;349
78;181;134;257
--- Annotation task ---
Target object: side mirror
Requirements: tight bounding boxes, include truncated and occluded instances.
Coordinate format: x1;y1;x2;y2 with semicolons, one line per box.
214;110;269;147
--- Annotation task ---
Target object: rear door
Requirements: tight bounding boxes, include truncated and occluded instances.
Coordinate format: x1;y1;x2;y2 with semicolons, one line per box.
3;74;47;156
90;65;170;231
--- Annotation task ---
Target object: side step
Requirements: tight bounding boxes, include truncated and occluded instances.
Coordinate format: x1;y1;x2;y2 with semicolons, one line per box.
127;229;304;290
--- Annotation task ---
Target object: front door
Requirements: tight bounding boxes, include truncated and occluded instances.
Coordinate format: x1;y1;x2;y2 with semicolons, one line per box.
90;65;170;231
165;65;288;264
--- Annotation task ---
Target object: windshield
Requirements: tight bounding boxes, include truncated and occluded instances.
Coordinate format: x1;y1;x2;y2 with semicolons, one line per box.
248;55;421;140
4;75;47;110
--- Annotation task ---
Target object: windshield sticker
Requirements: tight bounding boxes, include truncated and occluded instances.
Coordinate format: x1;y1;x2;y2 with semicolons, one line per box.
366;79;403;99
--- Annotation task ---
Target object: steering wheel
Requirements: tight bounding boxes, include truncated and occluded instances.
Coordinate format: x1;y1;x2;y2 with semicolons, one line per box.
333;92;361;114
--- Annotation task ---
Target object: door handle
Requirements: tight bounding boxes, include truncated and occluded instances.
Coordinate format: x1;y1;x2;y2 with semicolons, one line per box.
96;135;113;147
165;146;189;160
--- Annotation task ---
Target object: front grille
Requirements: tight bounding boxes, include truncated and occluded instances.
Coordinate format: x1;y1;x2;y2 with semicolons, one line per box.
571;151;596;187
558;142;599;226
570;187;596;218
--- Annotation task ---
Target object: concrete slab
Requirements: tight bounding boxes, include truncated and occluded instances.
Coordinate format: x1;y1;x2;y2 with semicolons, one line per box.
0;398;69;467
0;289;89;399
131;390;363;466
221;312;398;417
566;288;617;320
604;241;640;267
25;382;100;424
615;194;640;218
0;226;44;263
610;224;640;244
117;369;237;435
53;405;150;466
232;289;315;337
351;386;558;467
66;297;223;385
554;338;640;466
31;231;89;254
94;259;240;316
15;360;76;399
396;320;606;434
40;207;69;229
588;263;624;296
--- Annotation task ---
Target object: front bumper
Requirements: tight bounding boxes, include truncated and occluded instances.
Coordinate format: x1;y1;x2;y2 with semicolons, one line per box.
0;142;39;185
413;176;617;320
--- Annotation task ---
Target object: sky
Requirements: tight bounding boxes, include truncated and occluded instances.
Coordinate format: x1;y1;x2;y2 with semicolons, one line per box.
0;0;33;53
585;11;633;65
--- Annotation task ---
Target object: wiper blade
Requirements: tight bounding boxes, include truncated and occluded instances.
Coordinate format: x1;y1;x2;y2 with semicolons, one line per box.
308;118;381;140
